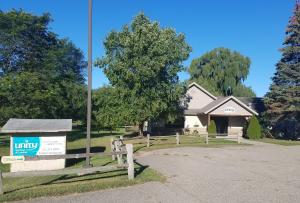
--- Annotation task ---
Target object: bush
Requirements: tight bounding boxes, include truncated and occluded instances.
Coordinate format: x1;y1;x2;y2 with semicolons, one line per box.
208;120;217;138
246;116;262;139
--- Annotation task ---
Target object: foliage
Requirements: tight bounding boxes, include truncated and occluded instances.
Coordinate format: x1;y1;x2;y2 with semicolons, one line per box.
0;10;86;125
0;72;86;124
96;13;192;135
207;120;217;138
264;3;300;140
246;116;262;139
188;47;255;97
0;10;56;74
92;86;125;130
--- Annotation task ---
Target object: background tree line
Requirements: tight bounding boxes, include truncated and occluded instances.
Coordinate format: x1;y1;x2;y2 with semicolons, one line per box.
1;7;299;139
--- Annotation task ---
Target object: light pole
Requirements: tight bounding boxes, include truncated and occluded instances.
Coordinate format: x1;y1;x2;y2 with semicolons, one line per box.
85;0;92;167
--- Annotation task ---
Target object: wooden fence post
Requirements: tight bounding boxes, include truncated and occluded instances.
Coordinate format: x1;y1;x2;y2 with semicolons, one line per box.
0;171;3;195
126;144;134;180
176;132;180;145
205;133;208;144
120;135;123;140
115;140;123;165
147;133;150;148
111;138;116;161
237;133;241;144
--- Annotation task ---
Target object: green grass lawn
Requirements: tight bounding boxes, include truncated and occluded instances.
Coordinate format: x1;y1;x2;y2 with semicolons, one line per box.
0;128;241;202
259;138;300;146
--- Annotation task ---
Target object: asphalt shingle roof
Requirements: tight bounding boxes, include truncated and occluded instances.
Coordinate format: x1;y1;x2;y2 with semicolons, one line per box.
1;119;72;133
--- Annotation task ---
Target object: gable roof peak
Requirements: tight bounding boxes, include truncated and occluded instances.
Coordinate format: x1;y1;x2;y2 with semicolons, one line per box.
188;82;217;100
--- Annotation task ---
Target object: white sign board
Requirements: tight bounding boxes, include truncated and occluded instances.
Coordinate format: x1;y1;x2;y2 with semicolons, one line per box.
10;135;66;172
1;156;25;164
12;136;66;156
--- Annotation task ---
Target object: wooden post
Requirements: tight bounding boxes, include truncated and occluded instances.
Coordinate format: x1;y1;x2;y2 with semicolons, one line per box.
147;133;150;148
115;140;123;165
207;114;211;125
120;135;123;140
110;138;116;160
176;132;180;145
237;133;241;144
126;144;134;180
205;133;208;144
0;171;3;195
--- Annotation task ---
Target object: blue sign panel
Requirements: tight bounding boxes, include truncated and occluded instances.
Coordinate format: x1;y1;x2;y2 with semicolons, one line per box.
13;137;41;156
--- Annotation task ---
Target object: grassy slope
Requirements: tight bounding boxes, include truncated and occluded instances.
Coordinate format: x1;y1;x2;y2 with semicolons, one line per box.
259;138;300;146
0;129;240;202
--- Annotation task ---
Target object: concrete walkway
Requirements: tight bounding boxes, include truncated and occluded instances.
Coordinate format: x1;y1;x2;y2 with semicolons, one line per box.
20;141;300;203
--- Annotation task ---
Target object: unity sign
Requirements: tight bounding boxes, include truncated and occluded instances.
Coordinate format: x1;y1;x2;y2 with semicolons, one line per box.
1;119;72;172
12;136;65;156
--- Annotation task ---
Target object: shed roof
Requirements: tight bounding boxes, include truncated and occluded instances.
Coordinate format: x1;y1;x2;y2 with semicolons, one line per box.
1;119;72;133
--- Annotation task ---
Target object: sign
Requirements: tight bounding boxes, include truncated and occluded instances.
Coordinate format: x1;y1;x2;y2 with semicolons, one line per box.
1;156;25;164
224;106;235;113
12;136;65;156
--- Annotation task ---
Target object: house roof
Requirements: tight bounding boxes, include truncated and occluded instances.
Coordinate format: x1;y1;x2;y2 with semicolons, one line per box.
188;82;217;100
199;97;229;113
184;109;203;115
237;97;266;114
201;96;258;115
0;119;72;133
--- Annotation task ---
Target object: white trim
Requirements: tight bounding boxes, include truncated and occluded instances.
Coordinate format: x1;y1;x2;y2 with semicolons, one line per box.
204;96;258;115
188;82;217;100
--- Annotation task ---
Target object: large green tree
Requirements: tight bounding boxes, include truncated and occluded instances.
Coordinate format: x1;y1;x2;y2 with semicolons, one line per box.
92;86;125;131
188;47;255;97
96;13;191;135
264;3;300;139
0;10;86;125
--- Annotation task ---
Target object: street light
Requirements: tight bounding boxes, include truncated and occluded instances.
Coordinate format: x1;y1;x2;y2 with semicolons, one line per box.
85;0;92;167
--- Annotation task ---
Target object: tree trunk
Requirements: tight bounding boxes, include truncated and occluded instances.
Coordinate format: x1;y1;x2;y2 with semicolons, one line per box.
138;123;144;137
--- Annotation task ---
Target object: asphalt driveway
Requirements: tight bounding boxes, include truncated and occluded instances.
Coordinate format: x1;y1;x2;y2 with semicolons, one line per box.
20;140;300;203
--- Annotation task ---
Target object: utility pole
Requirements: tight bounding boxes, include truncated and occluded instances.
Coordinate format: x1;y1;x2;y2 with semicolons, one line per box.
85;0;92;167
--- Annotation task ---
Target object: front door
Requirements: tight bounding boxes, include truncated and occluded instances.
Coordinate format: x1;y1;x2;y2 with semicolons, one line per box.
212;117;228;134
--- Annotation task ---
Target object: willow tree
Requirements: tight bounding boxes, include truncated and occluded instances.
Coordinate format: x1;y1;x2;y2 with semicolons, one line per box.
264;2;300;139
96;13;191;135
188;47;255;97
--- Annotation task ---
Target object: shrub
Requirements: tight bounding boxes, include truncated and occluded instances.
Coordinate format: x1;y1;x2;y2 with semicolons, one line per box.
246;116;262;139
208;120;217;138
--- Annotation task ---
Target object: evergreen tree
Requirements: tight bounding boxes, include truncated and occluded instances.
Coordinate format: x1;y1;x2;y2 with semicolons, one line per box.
246;116;262;139
264;2;300;139
207;120;217;138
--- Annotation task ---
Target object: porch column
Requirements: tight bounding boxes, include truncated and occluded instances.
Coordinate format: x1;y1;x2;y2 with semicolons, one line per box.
207;114;210;126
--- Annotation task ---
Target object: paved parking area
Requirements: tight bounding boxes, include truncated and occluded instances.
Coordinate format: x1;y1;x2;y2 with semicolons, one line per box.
22;141;300;203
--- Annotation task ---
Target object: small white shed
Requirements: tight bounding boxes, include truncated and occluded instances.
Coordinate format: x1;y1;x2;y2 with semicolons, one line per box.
1;119;72;172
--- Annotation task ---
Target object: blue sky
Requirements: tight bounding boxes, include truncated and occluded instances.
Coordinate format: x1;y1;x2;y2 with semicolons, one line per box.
1;0;295;97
